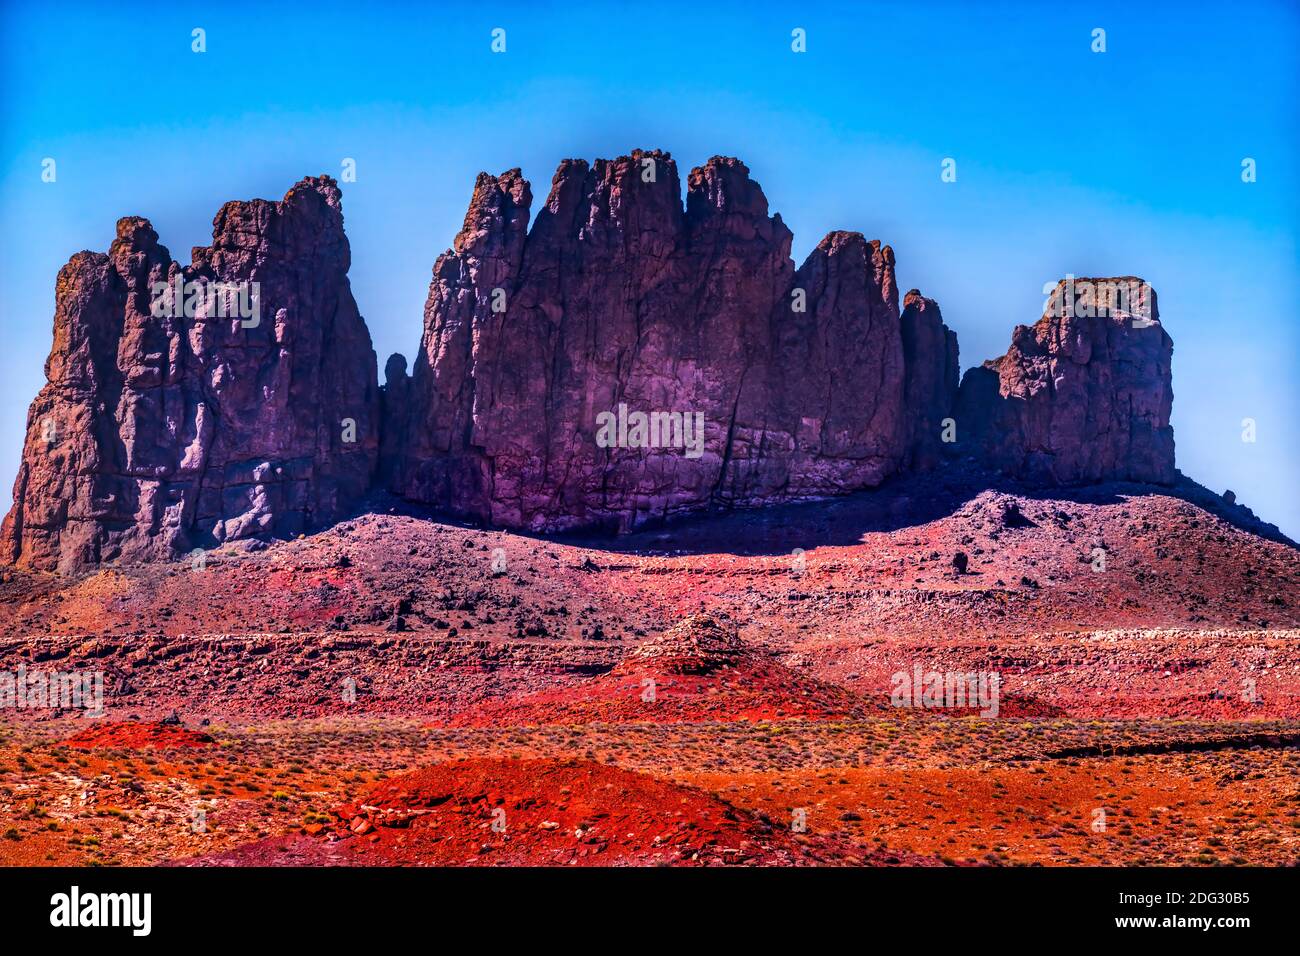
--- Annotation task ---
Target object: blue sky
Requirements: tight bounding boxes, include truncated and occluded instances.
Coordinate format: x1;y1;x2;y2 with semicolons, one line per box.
2;0;1297;537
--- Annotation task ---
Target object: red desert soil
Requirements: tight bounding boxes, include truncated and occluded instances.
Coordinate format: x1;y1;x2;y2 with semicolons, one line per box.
64;721;215;750
0;474;1297;867
184;757;936;866
446;614;1060;726
2;719;1295;868
686;748;1300;867
445;614;878;726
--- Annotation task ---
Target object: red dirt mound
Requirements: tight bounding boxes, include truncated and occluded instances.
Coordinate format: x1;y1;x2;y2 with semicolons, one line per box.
65;721;215;750
320;757;932;866
444;615;877;726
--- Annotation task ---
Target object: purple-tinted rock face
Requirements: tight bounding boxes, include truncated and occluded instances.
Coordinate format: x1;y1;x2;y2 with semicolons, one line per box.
388;160;1177;532
391;151;911;532
900;290;960;471
2;159;1180;569
955;277;1175;484
1;177;379;572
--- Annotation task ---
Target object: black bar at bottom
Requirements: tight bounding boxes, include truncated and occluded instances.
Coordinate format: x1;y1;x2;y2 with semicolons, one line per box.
0;865;1283;944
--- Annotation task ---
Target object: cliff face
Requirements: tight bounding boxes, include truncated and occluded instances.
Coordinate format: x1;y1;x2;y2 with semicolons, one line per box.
390;165;1177;531
900;290;960;471
0;177;379;572
954;277;1175;484
2;159;1179;570
391;151;912;532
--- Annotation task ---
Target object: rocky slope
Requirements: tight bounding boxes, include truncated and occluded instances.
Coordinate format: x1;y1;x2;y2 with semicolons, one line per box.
444;614;881;726
0;472;1294;722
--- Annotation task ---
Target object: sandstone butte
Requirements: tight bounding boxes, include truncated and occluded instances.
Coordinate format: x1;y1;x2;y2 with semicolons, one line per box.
1;151;1175;572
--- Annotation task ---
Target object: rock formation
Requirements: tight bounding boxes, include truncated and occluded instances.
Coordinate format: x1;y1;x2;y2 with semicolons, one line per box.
390;151;912;532
900;290;960;470
954;277;1175;484
0;177;379;572
377;353;411;486
2;156;1179;570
